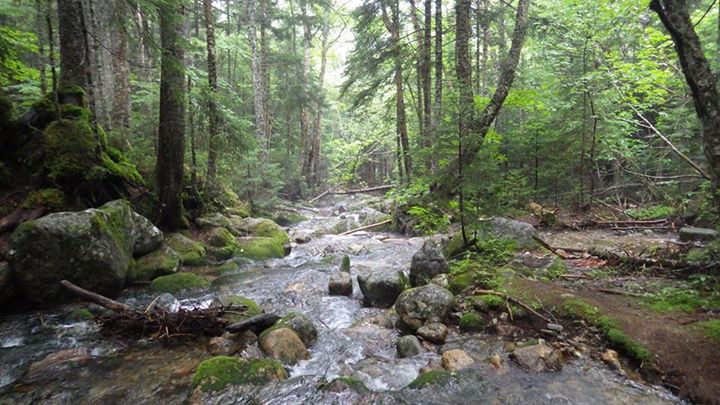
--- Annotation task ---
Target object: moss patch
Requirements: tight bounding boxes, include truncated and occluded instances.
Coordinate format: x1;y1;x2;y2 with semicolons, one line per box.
150;273;209;293
43;119;99;181
192;356;287;392
213;294;263;323
340;255;351;273
459;312;485;332
165;233;206;266
66;308;94;322
323;376;369;394
19;188;67;211
128;244;180;282
407;371;456;389
234;237;285;260
695;320;720;344
216;261;240;274
642;287;720;313
471;294;505;310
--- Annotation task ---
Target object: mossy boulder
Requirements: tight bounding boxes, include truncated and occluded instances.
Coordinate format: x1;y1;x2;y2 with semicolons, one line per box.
19;188;67;212
407;370;456;389
234;218;290;245
128;243;181;282
210;294;263;323
357;268;407;308
8;200;159;306
150;273;209;294
459;312;485;332
216;261;240;274
197;213;236;230
258;327;309;365
234;237;286;260
274;312;317;347
395;284;454;331
165;233;206;266
206;227;239;261
192;356;287;392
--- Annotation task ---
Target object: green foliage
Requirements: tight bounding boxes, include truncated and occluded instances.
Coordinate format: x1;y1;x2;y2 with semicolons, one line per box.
694;320;720;344
471;294;505;310
405;205;450;235
626;205;675;220
643;286;720;313
340;255;351;272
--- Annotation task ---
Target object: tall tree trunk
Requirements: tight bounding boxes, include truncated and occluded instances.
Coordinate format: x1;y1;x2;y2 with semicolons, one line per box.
156;0;187;230
422;0;432;171
57;0;90;93
460;0;530;168
382;1;412;179
111;0;131;132
651;0;720;214
247;0;269;157
204;0;221;185
456;0;472;244
479;0;489;95
307;22;330;188
430;0;442;174
408;0;424;135
299;0;313;182
36;0;48;95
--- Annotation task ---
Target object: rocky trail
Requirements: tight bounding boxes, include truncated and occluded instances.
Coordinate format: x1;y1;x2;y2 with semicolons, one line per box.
0;194;702;404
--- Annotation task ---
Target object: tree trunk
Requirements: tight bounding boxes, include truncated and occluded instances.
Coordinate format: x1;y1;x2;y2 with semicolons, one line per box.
247;0;269;158
36;0;48;95
111;0;131;131
57;0;90;93
460;0;530;168
650;0;720;215
156;0;187;230
307;22;330;188
408;0;424;136
204;0;221;186
456;0;473;174
299;0;313;182
431;0;442;174
422;0;432;171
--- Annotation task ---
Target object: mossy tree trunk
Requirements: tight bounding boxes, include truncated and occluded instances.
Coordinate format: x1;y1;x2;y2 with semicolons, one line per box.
156;0;188;230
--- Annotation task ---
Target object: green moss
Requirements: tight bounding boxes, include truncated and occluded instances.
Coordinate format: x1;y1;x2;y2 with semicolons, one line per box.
192;356;287;392
150;273;209;293
560;298;600;321
208;227;237;247
19;188;67;211
166;233;206;266
247;219;290;245
626;205;675;220
66;308;94;322
217;261;240;274
128;245;180;282
407;371;456;389
340;255;351;273
44;119;99;181
471;294;505;310
542;258;567;281
443;234;466;258
59;105;91;121
234;237;285;260
323;376;369;393
695;320;720;343
643;287;720;313
605;328;652;362
459;312;485;332
100;149;144;184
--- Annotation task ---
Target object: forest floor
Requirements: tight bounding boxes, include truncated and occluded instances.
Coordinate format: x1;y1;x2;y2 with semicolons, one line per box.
509;228;720;404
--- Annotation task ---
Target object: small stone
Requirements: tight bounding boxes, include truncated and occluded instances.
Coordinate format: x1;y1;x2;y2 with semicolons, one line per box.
488;354;504;369
441;349;475;371
329;272;353;296
397;335;423;358
602;349;620;369
510;343;563;372
546;323;564;332
259;327;309;365
417;322;449;344
208;333;243;355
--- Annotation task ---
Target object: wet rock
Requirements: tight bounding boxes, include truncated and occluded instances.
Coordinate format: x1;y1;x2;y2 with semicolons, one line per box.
395;284;454;331
397;335;423;358
441;349;475;371
226;313;280;334
510;343;563;372
417;322;448;344
488;354;504;369
357;268;407;308
259;327;309;365
205;227;238;260
0;261;15;308
149;273;209;294
165;233;206;266
8;200;157;305
208;333;244;355
275;312;317;347
192;356;287;392
679;226;719;242
410;240;449;287
128;243;181;282
196;212;236;230
459;312;485;333
235;236;287;260
546;323;564;332
602;349;620;370
419;358;444;374
429;273;449;289
154;293;179;312
293;231;312;244
323;376;369;394
329;272;352;296
210;295;263;323
24;348;90;383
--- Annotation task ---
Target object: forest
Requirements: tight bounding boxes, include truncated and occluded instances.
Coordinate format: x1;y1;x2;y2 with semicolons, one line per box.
0;0;719;403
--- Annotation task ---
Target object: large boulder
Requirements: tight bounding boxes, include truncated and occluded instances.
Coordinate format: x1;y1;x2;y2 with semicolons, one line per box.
395;284;454;331
484;217;538;249
209;294;263;323
259;327;309;365
0;261;15;308
410;240;449;287
8;200;159;305
679;226;720;242
357;268;407;308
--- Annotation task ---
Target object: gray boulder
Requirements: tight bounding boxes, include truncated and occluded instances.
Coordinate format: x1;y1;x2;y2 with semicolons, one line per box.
357;268;407;308
397;335;423;358
395;284;454;331
410;240;449;287
8;200;157;305
128;243;181;282
417;322;448;344
484;217;538;249
679;226;720;242
329;272;353;296
275;312;318;347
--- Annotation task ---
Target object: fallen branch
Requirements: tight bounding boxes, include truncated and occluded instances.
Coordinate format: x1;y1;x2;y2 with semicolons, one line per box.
559;274;595;280
473;289;552;323
0;207;45;234
331;184;394;194
309;190;331;204
595;288;644;298
60;280;134;313
338;219;392;236
532;236;568;259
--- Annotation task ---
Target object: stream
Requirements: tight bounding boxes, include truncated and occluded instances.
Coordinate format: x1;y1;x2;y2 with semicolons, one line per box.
0;195;683;404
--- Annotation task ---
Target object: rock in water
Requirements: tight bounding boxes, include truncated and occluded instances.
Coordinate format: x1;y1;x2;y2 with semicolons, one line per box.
510;343;563;372
128;243;181;282
8;200;159;305
329;272;353;296
395;284;454;331
226;313;280;335
259;327;309;365
417;322;449;344
397;335;423;358
275;312;318;347
410;240;449;287
165;233;206;266
441;349;475;371
357;268;407;308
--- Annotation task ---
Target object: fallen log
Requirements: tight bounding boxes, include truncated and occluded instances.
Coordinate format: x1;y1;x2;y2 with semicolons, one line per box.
331;184;394;194
472;288;552;323
309;190;331;204
0;207;45;234
338;219;392;236
60;280;134;313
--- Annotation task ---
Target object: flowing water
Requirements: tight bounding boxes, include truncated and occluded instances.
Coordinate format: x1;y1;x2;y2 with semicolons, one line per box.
0;196;683;404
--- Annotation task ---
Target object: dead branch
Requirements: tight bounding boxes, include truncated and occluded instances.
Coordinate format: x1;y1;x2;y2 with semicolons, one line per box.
595;288;644;298
309;190;331;204
0;207;45;234
60;280;134;312
473;289;552;323
332;184;394;195
338;219;392;236
532;236;568;259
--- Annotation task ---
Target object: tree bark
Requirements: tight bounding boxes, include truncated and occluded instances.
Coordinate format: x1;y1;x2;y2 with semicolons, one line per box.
650;0;720;215
156;0;188;230
306;22;330;188
247;0;269;158
408;0;424;136
36;0;48;95
204;0;221;185
57;0;90;92
422;0;432;171
299;0;313;183
111;0;131;131
431;0;442;174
